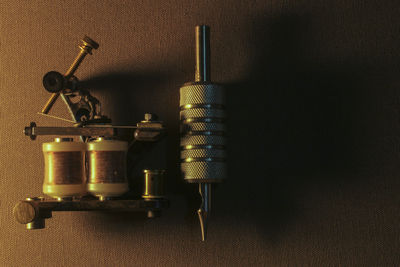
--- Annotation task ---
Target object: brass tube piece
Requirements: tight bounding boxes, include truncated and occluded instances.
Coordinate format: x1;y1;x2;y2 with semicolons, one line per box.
41;93;61;115
142;170;165;199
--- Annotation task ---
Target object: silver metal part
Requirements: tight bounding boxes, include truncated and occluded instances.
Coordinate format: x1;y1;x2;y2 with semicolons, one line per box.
198;183;211;241
135;119;165;141
180;25;227;241
181;122;226;132
180;148;226;159
181;161;226;182
24;122;116;140
180;108;226;120
180;83;225;106
180;135;226;146
195;25;210;82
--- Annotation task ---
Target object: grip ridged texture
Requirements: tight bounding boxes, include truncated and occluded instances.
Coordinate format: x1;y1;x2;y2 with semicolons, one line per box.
180;83;225;105
181;161;226;181
180;83;226;182
181;122;226;132
181;148;227;159
180;108;226;119
180;135;226;146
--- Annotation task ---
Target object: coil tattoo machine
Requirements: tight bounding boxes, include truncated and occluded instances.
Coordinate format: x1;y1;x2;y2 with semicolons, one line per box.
13;36;168;230
180;26;227;241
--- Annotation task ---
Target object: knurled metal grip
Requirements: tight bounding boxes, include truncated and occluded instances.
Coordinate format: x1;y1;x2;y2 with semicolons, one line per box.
181;122;226;132
181;149;226;159
181;161;226;182
183;24;225;241
180;83;225;105
180;135;226;146
180;82;226;183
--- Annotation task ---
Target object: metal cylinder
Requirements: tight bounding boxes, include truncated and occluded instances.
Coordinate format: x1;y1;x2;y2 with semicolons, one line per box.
42;138;86;199
142;170;165;199
87;138;129;199
180;83;226;183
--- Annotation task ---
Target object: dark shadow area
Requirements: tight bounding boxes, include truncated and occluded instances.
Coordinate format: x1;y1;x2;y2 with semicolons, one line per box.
218;13;391;243
74;13;400;242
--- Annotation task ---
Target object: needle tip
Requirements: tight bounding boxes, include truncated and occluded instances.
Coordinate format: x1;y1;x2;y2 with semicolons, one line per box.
198;208;208;241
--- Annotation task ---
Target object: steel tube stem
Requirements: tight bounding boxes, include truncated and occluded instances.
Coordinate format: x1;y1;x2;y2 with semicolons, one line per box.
195;25;210;82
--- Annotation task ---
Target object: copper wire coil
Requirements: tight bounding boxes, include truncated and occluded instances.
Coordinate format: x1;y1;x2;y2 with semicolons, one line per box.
44;151;85;185
87;151;127;183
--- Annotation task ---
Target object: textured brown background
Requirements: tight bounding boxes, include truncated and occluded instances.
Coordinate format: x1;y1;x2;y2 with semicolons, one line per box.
1;0;400;266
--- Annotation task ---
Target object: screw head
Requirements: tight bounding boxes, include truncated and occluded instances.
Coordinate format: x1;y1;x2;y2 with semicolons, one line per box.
14;201;36;224
144;113;153;121
82;36;99;50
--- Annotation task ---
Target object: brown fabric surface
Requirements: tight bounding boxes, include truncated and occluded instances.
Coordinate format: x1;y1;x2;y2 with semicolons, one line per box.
1;0;399;266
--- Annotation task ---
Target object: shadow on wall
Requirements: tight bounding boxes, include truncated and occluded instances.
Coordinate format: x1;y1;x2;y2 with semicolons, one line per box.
71;13;398;242
220;13;377;243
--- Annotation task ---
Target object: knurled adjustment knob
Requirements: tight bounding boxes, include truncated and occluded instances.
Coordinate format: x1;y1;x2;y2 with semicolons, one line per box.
43;71;66;93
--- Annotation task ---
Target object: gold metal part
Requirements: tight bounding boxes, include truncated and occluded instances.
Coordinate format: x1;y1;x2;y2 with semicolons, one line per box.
147;210;156;218
41;36;99;115
26;219;45;230
98;196;112;201
56;197;73;201
142;170;165;199
41;93;61;115
65;37;98;79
